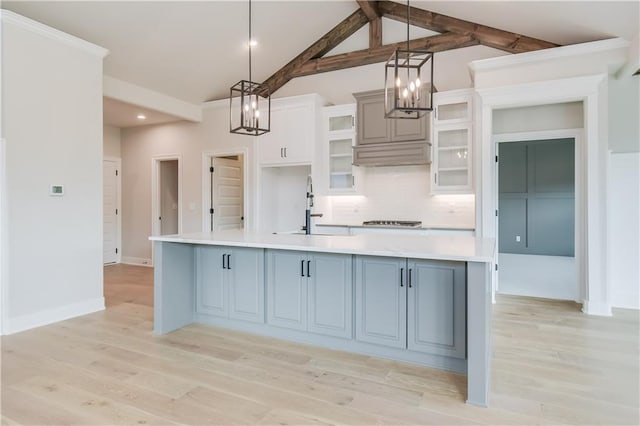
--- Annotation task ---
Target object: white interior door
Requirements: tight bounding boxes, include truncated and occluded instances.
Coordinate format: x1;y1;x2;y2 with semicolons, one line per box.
103;160;119;264
160;160;179;235
212;156;243;230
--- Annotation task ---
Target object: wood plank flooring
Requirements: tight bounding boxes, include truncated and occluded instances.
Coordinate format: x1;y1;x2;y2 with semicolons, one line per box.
1;264;638;425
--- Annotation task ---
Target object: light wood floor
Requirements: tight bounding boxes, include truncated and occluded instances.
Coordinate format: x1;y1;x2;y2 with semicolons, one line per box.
1;264;638;425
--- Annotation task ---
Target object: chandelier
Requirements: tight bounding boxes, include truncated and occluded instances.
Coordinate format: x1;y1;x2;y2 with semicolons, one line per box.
384;0;434;119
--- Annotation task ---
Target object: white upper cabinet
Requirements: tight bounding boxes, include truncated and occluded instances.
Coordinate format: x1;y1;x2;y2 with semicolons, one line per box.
258;94;323;167
322;104;362;194
432;89;474;193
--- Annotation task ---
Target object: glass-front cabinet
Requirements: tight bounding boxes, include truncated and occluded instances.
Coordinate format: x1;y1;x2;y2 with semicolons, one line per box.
323;104;361;194
432;89;473;193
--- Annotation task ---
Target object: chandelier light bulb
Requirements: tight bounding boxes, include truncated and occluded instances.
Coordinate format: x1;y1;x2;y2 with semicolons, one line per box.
409;81;416;92
255;110;260;118
415;77;421;88
244;103;249;111
251;100;257;109
402;88;409;98
396;77;401;87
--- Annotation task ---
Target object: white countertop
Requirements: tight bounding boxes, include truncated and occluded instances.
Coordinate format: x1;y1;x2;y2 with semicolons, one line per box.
316;223;475;231
150;230;495;263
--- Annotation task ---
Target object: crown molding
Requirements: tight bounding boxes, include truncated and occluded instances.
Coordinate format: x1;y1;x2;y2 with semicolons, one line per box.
469;38;629;75
1;9;109;58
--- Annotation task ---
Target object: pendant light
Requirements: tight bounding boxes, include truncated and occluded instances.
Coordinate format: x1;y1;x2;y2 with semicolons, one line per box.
230;0;270;135
384;0;434;119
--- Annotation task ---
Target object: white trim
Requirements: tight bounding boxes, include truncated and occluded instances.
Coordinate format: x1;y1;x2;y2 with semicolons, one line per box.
121;257;153;267
0;138;7;335
469;38;629;74
493;129;585;303
4;297;105;335
582;300;613;316
0;10;108;58
103;76;202;123
202;98;228;110
151;155;183;264
201;148;250;232
475;73;610;316
103;157;122;264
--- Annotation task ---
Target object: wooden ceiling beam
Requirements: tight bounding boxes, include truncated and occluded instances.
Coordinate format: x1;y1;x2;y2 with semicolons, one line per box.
370;17;382;48
261;9;369;94
357;0;380;21
291;32;478;78
377;0;558;54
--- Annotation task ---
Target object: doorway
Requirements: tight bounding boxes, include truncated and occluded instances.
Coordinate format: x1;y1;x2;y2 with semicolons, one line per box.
152;155;182;238
103;158;121;264
202;151;247;232
496;137;579;301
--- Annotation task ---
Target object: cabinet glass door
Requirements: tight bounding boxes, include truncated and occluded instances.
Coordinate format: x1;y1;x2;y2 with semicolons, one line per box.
329;114;353;132
434;125;471;190
329;137;354;190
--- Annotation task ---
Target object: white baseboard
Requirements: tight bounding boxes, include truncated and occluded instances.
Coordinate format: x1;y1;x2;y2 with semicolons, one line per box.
611;293;640;310
582;299;613;316
4;297;105;335
121;256;153;267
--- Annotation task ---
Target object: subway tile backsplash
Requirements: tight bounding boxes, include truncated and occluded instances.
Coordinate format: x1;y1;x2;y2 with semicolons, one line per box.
317;165;475;227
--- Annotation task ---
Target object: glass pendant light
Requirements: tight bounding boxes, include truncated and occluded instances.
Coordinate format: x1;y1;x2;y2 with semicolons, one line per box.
230;0;270;135
384;0;434;119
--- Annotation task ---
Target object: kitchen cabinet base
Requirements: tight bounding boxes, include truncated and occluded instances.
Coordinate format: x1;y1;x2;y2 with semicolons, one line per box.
194;312;467;374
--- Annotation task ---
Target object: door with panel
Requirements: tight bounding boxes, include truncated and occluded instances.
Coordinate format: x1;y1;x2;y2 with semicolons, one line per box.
307;253;353;338
228;247;265;323
196;246;228;317
266;250;308;330
407;259;466;358
355;256;407;348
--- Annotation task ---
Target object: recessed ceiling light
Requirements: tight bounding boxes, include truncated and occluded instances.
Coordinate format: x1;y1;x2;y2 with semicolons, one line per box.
248;39;257;47
137;114;146;120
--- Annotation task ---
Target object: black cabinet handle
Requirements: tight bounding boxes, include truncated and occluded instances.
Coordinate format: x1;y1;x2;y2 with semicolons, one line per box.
306;260;311;277
408;268;412;288
227;254;231;270
222;254;227;269
280;147;283;158
400;268;404;287
284;147;287;157
301;260;305;277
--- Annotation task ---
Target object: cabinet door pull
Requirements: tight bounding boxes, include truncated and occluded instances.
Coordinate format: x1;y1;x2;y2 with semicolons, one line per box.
301;260;305;277
280;147;283;158
284;147;287;158
222;254;227;269
227;254;231;270
400;268;404;287
306;260;311;277
408;268;412;288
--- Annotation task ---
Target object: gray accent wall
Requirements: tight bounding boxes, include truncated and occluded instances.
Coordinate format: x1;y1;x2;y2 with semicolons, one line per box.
498;139;575;257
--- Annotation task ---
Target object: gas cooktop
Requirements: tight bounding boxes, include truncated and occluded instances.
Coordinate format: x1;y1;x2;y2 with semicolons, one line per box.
362;220;422;228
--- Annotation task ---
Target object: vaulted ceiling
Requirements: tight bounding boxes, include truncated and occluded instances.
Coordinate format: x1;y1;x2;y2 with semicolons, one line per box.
3;1;638;104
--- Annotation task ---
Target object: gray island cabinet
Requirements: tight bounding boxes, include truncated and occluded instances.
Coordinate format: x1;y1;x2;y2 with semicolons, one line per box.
150;230;494;407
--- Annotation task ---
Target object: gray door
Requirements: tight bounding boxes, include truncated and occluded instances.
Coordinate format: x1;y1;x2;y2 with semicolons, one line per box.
499;139;575;256
308;253;353;339
228;247;265;323
196;246;228;317
266;250;308;330
355;256;407;349
407;259;466;358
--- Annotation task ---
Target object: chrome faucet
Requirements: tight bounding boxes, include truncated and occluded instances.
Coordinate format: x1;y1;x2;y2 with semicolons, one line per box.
303;175;323;234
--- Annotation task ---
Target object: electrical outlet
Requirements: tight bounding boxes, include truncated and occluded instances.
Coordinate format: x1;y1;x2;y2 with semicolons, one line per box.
516;235;521;242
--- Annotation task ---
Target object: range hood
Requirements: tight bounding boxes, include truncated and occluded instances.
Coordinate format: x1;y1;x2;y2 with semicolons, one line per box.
353;89;431;167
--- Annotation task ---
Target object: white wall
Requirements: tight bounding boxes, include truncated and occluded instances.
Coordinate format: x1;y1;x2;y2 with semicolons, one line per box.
608;153;640;310
121;106;258;262
493;102;584;134
1;11;107;333
608;74;640;153
103;124;121;157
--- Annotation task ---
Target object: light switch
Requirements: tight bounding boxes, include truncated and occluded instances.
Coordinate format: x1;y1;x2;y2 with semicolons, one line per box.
516;235;521;242
50;185;64;196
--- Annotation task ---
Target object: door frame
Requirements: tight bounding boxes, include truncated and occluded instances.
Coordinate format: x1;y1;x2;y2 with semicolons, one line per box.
493;129;585;302
103;156;122;264
201;148;249;232
0;138;7;335
151;154;183;238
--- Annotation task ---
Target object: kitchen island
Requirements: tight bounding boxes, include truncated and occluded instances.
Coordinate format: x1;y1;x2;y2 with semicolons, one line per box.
149;230;495;407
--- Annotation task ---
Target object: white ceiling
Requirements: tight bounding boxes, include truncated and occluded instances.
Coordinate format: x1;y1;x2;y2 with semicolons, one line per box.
103;97;183;128
3;1;639;106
